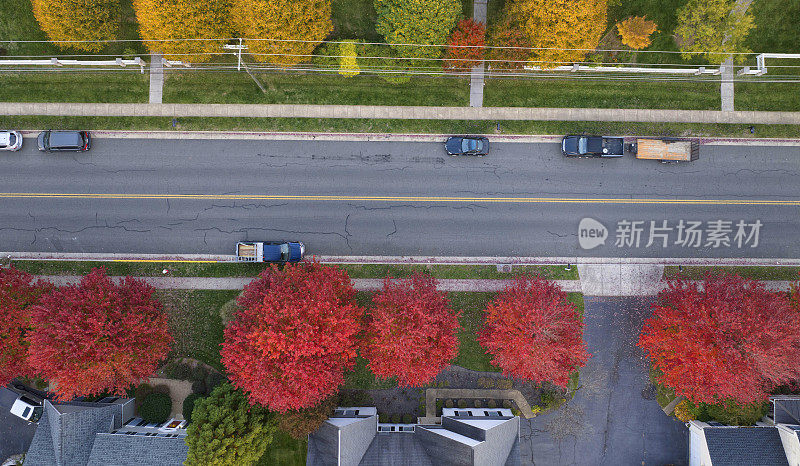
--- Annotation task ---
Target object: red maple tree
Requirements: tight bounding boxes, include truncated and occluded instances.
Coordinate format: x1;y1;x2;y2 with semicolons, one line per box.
221;262;363;412
362;274;461;386
0;267;52;386
444;19;486;71
26;268;172;400
639;274;800;404
478;276;589;387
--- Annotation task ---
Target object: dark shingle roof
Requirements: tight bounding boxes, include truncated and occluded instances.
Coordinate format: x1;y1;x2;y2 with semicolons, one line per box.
86;433;188;466
25;400;118;466
704;427;789;466
773;397;800;425
359;433;434;466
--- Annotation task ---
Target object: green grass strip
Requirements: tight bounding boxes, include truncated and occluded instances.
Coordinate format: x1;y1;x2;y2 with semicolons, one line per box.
663;266;800;281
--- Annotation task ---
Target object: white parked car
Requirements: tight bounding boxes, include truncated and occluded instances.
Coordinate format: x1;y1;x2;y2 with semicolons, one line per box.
0;131;23;151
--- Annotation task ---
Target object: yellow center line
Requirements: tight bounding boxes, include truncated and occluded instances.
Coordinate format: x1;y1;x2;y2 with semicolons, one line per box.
0;192;797;206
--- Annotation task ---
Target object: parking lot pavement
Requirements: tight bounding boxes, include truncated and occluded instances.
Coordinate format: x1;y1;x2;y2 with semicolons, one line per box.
0;409;37;462
521;296;687;466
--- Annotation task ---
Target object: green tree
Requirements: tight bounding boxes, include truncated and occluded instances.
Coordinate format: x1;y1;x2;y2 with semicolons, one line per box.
675;0;755;64
185;383;277;466
374;0;461;60
31;0;121;52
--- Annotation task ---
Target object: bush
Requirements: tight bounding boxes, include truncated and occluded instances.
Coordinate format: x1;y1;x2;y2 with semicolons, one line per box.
312;42;338;69
673;399;694;422
502;400;512;409
338;390;374;407
401;414;414;424
474;400;483;408
497;379;513;390
183;393;203;423
477;377;493;389
390;413;401;423
139;392;172;424
192;380;207;395
169;362;192;380
191;365;209;383
205;372;227;392
445;399;454;408
379;413;389;423
457;399;467;409
487;399;497;409
684;399;769;426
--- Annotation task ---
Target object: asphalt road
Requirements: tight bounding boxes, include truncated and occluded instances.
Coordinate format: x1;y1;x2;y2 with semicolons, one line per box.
0;138;798;257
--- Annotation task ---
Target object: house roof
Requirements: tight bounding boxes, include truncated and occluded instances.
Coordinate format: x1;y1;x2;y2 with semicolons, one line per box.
86;433;189;466
772;396;800;425
25;400;118;466
25;399;188;466
704;427;789;466
307;411;520;466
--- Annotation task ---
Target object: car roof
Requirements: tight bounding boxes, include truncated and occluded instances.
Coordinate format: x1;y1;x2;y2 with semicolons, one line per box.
0;132;12;146
49;131;83;147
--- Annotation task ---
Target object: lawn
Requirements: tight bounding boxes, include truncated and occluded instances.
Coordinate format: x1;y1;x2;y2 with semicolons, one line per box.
163;71;469;106
746;0;800;53
0;72;149;103
157;289;236;371
2;115;798;139
339;264;579;280
736;81;800;112
606;0;689;64
663;266;800;281
484;77;720;110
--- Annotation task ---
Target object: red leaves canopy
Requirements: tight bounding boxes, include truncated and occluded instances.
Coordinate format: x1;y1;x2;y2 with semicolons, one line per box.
445;19;486;71
221;262;362;412
639;275;800;404
0;267;51;386
478;276;589;387
26;268;172;400
362;274;461;386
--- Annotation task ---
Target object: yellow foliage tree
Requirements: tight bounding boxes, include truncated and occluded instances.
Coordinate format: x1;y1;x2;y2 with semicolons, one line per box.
31;0;121;52
503;0;607;68
132;0;234;62
338;41;360;77
617;16;658;50
232;0;333;67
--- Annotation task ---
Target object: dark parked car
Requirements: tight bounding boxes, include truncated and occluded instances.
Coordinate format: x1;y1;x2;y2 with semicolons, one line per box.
445;136;489;156
561;135;624;158
37;130;91;152
236;241;305;263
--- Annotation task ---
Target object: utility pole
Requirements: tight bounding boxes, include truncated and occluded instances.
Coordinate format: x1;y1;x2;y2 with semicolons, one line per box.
222;39;266;93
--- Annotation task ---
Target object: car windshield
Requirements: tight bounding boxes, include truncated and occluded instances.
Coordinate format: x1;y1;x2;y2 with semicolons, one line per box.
578;137;588;155
462;139;480;152
280;243;289;261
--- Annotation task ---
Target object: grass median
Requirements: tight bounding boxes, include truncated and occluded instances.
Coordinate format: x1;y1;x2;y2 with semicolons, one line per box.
1;115;798;139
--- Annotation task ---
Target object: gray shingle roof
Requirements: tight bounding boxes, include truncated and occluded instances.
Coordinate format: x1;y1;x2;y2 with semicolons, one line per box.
773;396;800;425
25;400;117;466
86;433;189;466
704;427;789;466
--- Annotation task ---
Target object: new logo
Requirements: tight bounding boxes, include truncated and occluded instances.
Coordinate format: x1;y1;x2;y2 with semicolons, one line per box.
578;218;608;250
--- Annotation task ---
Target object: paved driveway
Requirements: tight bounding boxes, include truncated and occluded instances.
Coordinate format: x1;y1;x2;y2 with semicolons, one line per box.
0;410;37;463
521;296;687;466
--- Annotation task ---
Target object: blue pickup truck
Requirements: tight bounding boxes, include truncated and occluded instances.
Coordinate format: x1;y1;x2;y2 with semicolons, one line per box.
236;241;305;263
561;135;624;158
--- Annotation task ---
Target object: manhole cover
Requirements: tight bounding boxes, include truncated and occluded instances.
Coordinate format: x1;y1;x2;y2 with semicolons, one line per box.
641;384;657;400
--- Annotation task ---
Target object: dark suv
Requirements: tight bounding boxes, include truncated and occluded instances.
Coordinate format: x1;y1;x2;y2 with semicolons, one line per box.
37;130;91;152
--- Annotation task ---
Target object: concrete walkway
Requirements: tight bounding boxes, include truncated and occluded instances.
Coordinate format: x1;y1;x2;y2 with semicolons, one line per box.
38;275;582;292
149;53;163;104
4;102;800;124
35;274;793;294
720;0;755;111
469;0;488;108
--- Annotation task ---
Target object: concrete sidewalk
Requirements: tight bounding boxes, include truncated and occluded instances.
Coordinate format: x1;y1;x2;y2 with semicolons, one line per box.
4;102;800;124
36;274;793;295
39;275;583;292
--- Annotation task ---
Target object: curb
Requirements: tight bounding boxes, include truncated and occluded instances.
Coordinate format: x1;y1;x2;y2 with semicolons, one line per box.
4;252;800;266
18;130;800;146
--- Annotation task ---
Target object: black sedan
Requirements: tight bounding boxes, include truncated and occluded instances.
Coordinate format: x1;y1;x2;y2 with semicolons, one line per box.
445;136;489;156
